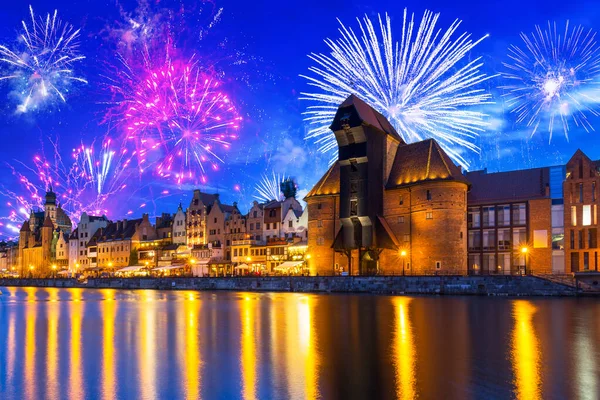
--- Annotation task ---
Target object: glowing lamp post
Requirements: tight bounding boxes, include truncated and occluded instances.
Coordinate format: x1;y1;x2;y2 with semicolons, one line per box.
52;264;57;279
29;265;34;279
400;250;407;276
520;246;529;275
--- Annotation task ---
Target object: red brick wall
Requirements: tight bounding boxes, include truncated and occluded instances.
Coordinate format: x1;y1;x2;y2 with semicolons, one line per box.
384;181;468;275
528;198;553;274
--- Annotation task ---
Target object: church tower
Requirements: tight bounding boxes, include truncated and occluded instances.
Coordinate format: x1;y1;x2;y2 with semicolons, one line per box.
44;186;57;225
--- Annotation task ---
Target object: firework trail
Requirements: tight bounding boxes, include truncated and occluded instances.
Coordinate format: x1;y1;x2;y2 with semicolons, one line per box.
0;138;134;236
0;5;86;113
301;10;492;168
500;21;600;141
103;47;241;185
254;171;287;203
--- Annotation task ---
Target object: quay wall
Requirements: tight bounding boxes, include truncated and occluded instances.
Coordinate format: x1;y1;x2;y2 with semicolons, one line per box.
0;276;577;296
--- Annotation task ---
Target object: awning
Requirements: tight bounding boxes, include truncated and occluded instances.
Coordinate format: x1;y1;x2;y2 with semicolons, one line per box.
234;263;249;270
152;265;184;271
274;261;304;271
197;259;210;265
116;266;143;273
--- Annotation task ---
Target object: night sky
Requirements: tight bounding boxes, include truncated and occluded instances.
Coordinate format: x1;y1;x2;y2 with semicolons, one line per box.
1;0;600;237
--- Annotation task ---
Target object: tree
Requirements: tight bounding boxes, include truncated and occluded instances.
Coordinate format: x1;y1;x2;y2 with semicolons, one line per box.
129;249;138;266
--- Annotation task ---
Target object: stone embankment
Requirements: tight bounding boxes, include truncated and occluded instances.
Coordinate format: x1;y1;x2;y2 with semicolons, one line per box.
0;275;582;296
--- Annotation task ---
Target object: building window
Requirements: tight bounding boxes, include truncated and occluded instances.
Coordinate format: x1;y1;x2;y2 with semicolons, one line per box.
513;227;526;249
570;230;575;249
593;182;597;202
498;205;510;226
398;216;404;224
426;190;432;201
317;203;322;210
317;237;324;246
482;206;495;227
426;212;433;220
580;183;584;203
403;234;410;242
399;196;404;205
482;230;495;251
288;220;293;228
583;205;592;226
317;220;323;228
498;228;511;250
468;207;481;228
350;199;358;216
572;206;577;226
435;261;441;269
579;230;584;249
468;231;481;251
584;252;590;270
512;204;526;225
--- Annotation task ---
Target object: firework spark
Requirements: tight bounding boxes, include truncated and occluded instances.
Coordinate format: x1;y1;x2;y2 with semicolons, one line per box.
301;10;492;168
0;139;133;236
0;5;86;113
254;172;287;203
103;49;241;184
500;21;600;141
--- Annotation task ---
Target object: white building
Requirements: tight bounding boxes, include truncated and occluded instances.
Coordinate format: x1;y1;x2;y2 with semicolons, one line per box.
172;204;187;245
68;212;110;272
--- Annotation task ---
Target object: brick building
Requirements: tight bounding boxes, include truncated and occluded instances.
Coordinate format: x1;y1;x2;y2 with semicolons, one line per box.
564;150;600;272
305;95;468;276
465;167;560;275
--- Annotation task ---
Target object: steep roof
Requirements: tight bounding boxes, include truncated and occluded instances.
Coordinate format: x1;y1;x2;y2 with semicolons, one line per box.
304;162;340;199
334;95;403;142
43;215;54;228
386;139;470;189
94;218;143;243
193;191;218;206
466;167;550;204
20;220;31;233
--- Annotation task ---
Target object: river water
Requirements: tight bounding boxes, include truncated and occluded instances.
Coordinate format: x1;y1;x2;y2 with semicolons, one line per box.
0;287;598;400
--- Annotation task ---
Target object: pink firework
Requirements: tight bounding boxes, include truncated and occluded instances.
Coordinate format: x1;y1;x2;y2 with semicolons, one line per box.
0;138;135;236
104;48;241;185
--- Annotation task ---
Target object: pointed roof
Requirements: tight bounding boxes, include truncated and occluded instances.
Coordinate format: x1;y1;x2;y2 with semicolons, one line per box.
304;162;340;199
20;220;31;233
332;95;403;143
43;215;54;228
386;139;470;189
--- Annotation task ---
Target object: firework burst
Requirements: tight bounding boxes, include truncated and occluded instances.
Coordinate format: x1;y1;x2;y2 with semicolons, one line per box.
0;5;86;113
254;172;287;203
104;48;241;184
0;138;133;236
301;10;492;168
500;21;600;141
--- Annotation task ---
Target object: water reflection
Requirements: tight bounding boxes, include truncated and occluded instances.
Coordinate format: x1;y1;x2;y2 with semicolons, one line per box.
511;300;541;400
392;297;416;400
101;289;117;400
1;288;599;399
240;295;257;400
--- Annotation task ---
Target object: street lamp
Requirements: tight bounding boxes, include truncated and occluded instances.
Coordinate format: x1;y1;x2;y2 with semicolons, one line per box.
400;250;407;276
52;264;57;279
29;265;34;279
520;246;529;275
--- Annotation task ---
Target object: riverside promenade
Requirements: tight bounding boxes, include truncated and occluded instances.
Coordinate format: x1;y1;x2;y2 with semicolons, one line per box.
0;275;582;296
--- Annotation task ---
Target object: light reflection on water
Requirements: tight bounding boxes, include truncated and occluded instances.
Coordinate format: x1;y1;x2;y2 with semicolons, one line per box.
0;287;599;399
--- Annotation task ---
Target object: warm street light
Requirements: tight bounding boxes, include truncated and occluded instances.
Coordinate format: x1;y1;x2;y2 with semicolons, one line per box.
520;247;528;254
400;250;407;276
190;258;196;264
306;254;311;260
520;246;529;275
246;256;251;262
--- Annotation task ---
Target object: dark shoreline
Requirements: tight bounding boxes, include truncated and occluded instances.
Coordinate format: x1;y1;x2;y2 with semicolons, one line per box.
0;275;584;296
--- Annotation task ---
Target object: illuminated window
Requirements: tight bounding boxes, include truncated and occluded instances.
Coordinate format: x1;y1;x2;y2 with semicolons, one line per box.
583;205;592;226
426;212;433;220
572;206;577;226
403;234;410;242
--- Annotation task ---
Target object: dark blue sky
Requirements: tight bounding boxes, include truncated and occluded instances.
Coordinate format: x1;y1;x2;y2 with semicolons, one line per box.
1;0;600;231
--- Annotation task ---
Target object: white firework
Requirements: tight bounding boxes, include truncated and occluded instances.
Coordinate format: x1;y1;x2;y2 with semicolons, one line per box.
254;172;286;203
301;10;492;168
0;6;86;113
500;21;600;141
